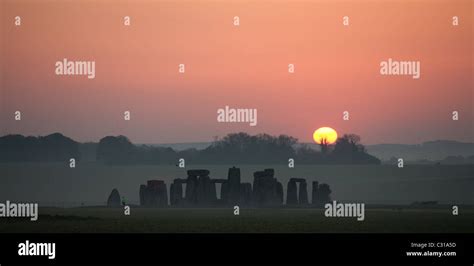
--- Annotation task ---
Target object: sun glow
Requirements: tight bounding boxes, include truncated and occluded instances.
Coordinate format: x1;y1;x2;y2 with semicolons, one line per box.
313;127;338;145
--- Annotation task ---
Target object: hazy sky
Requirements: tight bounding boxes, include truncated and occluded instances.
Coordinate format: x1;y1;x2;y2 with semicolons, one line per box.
1;0;472;144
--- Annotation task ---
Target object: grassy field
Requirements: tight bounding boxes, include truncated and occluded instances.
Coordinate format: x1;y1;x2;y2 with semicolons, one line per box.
1;206;473;233
1;163;473;233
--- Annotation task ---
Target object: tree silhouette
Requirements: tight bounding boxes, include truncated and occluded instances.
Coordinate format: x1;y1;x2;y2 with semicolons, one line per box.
97;135;135;164
331;134;380;164
0;133;79;162
320;137;329;154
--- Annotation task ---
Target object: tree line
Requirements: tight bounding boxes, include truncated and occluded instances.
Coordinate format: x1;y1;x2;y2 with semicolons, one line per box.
0;132;380;164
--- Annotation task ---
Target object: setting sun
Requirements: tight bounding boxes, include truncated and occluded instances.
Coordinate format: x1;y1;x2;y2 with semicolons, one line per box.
313;127;338;145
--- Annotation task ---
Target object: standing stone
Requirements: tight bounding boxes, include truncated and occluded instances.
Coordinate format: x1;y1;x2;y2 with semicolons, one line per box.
170;183;176;205
299;180;308;205
170;179;185;206
197;175;215;205
139;184;147;206
317;183;332;204
147;180;168;207
107;188;121;207
186;175;198;204
252;171;265;205
210;182;217;205
286;180;298;205
262;176;276;205
312;181;319;205
239;183;252;206
158;181;168;206
175;181;183;204
187;169;210;176
252;170;282;206
139;180;168;207
227;167;241;204
264;168;274;178
276;181;284;204
221;182;229;203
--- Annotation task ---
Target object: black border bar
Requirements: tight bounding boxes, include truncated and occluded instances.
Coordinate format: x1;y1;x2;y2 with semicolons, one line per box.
0;233;472;265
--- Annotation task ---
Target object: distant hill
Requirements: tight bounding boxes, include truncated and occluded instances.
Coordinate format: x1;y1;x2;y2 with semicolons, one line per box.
364;140;474;161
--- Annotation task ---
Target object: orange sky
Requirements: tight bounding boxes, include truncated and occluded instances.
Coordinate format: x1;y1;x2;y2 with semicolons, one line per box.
1;0;473;144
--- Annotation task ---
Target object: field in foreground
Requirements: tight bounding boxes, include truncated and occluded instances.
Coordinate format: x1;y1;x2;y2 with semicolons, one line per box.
1;207;473;233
